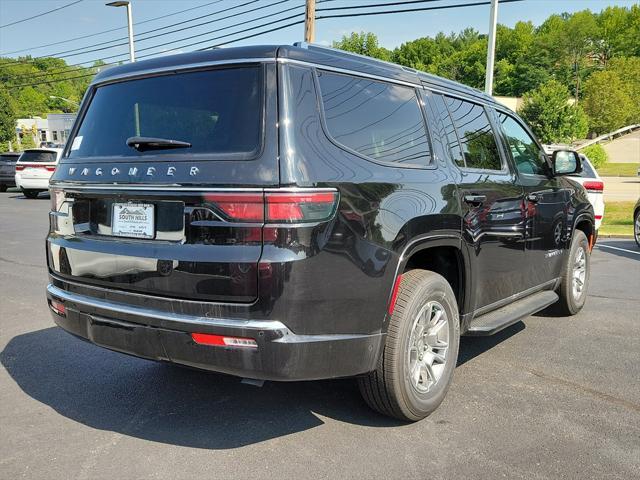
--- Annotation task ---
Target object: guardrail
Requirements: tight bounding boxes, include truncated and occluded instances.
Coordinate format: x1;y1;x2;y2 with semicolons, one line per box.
576;124;640;150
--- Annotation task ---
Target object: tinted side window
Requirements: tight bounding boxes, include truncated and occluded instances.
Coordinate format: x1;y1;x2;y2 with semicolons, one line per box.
498;112;548;176
317;71;431;166
445;96;501;171
431;93;464;168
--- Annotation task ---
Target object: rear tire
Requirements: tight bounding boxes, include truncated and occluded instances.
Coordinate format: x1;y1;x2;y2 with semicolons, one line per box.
556;229;590;315
358;269;460;421
634;209;640;249
0;184;7;192
22;189;40;199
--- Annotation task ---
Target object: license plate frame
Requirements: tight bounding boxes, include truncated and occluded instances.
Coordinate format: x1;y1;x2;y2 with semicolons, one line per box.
111;202;155;239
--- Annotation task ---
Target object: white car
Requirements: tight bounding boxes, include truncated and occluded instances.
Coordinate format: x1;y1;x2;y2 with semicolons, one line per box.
570;154;605;231
15;148;63;199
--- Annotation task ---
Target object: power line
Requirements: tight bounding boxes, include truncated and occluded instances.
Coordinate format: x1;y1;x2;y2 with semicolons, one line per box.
316;0;523;19
0;0;84;29
317;0;445;12
7;1;299;82
0;0;264;67
5;0;519;89
0;0;224;55
6;16;306;89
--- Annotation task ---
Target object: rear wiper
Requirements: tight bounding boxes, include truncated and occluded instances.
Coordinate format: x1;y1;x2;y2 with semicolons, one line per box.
126;136;191;152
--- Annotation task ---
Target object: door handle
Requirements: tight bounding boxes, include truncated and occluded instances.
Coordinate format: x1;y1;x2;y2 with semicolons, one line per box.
464;194;486;206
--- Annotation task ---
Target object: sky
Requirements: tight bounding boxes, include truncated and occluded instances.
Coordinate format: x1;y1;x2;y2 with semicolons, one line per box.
0;0;637;66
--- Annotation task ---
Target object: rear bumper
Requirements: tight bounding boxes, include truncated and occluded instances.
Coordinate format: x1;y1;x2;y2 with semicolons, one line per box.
15;174;50;190
46;283;383;381
0;173;15;186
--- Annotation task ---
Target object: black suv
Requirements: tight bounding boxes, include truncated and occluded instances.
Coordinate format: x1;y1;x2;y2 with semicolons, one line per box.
46;44;594;421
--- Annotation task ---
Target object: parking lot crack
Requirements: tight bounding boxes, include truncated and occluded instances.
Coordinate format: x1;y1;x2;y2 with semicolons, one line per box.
528;370;640;413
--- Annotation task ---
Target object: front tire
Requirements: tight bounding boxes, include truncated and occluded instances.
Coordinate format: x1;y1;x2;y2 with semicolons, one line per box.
556;229;590;315
22;189;40;199
358;269;460;421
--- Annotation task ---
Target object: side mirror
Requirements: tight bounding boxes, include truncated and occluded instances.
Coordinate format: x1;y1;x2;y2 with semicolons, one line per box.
551;150;582;176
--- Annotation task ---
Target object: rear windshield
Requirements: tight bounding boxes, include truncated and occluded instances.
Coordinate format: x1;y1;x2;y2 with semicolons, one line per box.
0;154;19;162
67;66;263;160
19;151;57;163
572;156;596;178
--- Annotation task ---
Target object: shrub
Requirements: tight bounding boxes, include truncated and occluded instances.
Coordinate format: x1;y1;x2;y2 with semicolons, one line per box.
581;143;608;168
519;80;589;143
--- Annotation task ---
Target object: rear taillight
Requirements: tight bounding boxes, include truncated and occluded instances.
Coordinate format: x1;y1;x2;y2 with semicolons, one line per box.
583;181;604;192
15;164;56;171
266;191;338;223
204;190;339;223
204;193;264;222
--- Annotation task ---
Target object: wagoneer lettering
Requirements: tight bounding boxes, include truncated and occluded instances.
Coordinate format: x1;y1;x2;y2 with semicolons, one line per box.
45;44;594;421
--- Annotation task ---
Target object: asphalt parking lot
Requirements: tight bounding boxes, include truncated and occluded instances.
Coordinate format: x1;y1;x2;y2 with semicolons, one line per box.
0;190;638;480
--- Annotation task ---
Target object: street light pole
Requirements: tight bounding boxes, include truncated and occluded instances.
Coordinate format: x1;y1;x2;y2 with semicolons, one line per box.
49;96;79;108
106;1;135;62
484;0;498;95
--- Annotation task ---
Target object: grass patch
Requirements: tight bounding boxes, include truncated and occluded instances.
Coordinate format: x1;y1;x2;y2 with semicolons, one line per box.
596;163;640;177
600;200;635;236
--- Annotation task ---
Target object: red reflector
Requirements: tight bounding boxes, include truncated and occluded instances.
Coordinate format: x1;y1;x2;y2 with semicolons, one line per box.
595;215;603;220
388;274;403;316
191;333;257;348
49;299;66;316
583;181;603;192
46;166;56;172
204;193;264;222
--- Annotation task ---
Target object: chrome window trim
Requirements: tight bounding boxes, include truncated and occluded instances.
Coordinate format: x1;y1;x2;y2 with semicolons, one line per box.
50;183;338;192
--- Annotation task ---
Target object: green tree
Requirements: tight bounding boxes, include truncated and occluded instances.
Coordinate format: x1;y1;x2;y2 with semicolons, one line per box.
581;144;608;168
519;80;589;143
582;70;633;134
0;87;16;150
332;32;392;61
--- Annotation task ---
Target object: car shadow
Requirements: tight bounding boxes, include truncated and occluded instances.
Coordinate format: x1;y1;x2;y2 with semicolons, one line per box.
457;321;525;366
2;324;520;449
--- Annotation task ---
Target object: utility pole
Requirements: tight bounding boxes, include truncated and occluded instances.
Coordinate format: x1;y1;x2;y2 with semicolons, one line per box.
304;0;316;43
484;0;498;95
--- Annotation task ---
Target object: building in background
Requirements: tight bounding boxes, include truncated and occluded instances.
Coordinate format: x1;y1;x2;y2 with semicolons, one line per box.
47;113;77;145
14;113;77;149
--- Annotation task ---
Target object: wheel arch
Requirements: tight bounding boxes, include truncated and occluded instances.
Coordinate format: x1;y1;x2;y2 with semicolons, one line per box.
391;235;470;321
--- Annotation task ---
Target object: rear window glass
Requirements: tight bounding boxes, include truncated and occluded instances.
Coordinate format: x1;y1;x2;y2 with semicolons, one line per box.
317;70;431;166
0;154;19;162
68;66;263;159
19;151;57;163
573;156;596;178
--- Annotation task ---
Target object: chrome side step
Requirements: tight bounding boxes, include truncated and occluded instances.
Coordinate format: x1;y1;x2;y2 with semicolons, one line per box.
465;290;559;336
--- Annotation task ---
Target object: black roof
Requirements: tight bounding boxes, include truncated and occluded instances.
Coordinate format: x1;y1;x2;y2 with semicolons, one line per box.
93;43;497;107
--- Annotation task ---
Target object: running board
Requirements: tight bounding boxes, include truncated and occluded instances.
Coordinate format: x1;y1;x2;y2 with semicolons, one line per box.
465;290;559;336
